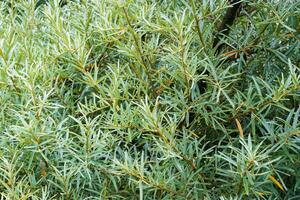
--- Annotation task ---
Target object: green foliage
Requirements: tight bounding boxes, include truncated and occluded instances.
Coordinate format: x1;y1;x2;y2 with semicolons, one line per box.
0;0;299;199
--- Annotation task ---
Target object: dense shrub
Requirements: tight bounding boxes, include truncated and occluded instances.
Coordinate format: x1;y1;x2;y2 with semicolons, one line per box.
0;0;299;199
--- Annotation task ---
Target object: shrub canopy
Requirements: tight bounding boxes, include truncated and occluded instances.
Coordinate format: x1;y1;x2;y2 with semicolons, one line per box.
0;0;299;199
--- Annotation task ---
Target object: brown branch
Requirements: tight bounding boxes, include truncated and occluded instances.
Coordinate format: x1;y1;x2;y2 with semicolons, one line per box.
213;0;243;53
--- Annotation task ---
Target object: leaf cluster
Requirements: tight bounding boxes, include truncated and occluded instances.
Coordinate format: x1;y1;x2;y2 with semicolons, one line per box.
0;0;299;199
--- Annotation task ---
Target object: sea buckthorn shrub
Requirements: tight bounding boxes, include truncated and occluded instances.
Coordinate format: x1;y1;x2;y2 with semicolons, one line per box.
0;0;299;199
